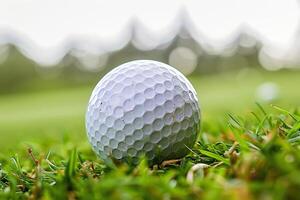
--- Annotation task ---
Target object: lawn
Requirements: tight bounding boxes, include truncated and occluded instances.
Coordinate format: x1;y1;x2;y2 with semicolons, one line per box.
0;69;300;199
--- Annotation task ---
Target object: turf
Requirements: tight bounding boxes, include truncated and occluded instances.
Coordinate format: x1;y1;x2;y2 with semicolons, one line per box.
0;69;300;199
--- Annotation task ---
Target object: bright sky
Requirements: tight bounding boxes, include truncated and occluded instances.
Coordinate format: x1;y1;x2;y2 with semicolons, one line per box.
0;0;299;65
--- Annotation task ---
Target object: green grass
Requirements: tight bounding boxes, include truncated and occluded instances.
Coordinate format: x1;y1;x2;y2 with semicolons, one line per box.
1;69;300;199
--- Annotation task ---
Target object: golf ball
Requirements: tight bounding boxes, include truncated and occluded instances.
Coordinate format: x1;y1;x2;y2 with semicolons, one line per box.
86;60;201;164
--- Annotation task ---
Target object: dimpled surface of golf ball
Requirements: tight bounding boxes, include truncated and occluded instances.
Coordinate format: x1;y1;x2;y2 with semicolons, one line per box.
86;60;201;164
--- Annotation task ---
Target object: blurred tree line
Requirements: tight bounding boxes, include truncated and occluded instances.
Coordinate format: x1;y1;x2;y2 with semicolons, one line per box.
0;32;262;94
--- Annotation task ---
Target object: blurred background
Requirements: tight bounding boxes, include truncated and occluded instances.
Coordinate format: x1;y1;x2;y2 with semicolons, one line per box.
1;0;300;150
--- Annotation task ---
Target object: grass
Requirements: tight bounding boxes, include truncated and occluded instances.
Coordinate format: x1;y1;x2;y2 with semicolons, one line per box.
1;104;300;199
1;69;300;149
1;69;300;199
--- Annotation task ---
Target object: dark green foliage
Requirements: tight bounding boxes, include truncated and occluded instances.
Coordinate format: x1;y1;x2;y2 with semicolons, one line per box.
1;105;300;199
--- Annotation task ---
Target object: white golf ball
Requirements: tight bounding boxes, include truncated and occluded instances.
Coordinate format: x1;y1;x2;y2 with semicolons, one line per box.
86;60;201;164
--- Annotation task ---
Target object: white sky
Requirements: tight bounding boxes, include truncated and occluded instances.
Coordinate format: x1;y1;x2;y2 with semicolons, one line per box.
0;0;299;65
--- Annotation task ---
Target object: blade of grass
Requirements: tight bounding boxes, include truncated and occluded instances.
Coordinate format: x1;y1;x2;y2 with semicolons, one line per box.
66;148;77;179
272;105;300;121
199;149;229;165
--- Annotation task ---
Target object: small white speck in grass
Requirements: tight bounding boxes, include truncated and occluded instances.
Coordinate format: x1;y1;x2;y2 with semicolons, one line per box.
256;82;279;103
186;163;210;184
169;180;177;188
